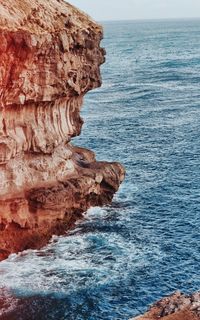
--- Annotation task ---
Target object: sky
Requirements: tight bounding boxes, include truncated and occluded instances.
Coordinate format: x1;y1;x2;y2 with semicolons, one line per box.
69;0;200;21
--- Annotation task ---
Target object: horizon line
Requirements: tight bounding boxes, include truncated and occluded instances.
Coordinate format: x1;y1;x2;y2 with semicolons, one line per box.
98;16;200;23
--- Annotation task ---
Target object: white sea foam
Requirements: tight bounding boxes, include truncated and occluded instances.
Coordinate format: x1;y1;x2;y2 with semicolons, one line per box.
0;205;164;298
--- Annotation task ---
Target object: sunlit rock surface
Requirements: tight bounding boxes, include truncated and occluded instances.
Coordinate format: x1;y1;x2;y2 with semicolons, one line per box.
0;0;125;260
132;292;200;320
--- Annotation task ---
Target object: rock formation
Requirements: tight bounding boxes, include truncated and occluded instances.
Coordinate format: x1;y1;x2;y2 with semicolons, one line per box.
0;0;125;260
132;291;200;320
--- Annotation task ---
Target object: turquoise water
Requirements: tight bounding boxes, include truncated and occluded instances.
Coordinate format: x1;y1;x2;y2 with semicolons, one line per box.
0;19;200;319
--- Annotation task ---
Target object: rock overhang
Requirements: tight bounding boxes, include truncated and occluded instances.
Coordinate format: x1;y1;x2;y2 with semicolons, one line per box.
0;0;125;260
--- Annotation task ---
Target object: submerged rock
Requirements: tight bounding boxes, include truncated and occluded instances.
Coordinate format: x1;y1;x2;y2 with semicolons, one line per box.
132;291;200;320
0;0;125;259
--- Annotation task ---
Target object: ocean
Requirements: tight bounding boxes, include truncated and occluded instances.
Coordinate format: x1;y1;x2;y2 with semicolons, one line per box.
0;19;200;319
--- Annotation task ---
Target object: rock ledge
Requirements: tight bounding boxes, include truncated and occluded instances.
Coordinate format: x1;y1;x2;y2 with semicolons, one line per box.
132;291;200;320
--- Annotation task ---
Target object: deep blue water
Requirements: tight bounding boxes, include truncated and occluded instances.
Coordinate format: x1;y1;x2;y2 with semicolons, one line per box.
1;19;200;319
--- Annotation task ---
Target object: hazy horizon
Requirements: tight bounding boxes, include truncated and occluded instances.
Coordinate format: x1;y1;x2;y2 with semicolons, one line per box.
93;17;200;23
69;0;200;22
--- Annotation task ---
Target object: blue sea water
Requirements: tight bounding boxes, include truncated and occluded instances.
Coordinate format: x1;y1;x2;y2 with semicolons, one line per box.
1;19;200;319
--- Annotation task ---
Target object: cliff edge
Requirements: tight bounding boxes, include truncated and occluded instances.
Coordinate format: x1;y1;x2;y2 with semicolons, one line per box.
0;0;125;260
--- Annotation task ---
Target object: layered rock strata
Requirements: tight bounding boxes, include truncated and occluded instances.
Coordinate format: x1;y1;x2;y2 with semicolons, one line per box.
132;291;200;320
0;0;125;260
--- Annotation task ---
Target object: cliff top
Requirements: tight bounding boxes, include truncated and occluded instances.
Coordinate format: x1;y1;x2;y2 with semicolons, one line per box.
0;0;102;34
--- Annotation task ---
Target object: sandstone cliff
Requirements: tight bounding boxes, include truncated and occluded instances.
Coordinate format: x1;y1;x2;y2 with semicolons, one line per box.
0;0;125;260
132;292;200;320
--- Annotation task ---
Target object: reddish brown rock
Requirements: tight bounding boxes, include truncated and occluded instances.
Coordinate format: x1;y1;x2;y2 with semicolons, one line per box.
132;292;200;320
0;0;125;259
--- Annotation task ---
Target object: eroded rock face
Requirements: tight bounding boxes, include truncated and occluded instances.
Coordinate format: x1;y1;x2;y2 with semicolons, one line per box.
0;0;125;260
132;292;200;320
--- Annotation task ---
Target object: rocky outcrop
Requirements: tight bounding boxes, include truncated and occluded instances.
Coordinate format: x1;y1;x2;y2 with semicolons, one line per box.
132;292;200;320
0;0;125;260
